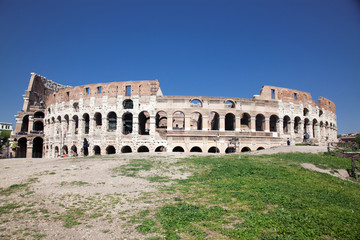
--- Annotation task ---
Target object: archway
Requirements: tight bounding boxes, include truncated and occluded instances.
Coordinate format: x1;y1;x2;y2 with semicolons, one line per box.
121;146;132;153
139;111;150;135
138;146;150;152
94;145;101;155
190;146;202;152
190;112;202;130
33;121;44;131
156;111;167;128
210;112;219;130
294;117;301;133
225;113;235;131
71;145;78;156
225;147;236;153
123;99;133;109
17;137;27;158
62;145;68;155
122;112;133;135
34;111;44;118
257;147;265;150
32;137;43;158
241;113;251;129
270;115;279;132
241;147;251;152
94;112;102;127
173;146;184;152
256;114;265;131
106;145;116;154
108;112;117;130
83;113;90;134
155;146;166;152
21;115;29;133
283;116;290;133
208;146;219;153
173;111;185;130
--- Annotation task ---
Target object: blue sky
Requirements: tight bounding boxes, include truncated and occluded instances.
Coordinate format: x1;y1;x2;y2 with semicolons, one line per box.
0;0;359;134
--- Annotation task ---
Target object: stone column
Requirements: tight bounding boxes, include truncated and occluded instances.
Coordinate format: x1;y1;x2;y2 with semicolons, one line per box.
167;116;173;131
278;118;283;135
150;115;156;134
307;122;313;139
185;115;191;131
235;117;241;131
251;117;256;132
202;115;208;131
28;116;34;134
219;116;225;131
264;118;270;132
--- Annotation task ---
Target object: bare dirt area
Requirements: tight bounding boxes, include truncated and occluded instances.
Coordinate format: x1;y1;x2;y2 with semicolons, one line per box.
0;146;338;239
0;153;195;240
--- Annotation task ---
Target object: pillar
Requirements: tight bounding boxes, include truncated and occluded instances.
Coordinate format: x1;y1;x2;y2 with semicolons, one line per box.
219;116;225;131
235;117;241;131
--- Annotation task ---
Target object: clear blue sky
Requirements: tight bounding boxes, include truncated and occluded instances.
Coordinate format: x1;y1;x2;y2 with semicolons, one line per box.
0;0;359;134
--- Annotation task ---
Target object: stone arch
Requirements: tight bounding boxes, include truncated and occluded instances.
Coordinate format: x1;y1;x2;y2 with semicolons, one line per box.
283;115;290;133
123;99;133;109
256;114;265;131
55;146;59;157
83;113;90;134
190;146;202;152
94;112;102;126
173;146;184;152
108;112;117;130
173;111;185;130
241;113;251;129
17;137;27;158
225;113;235;131
139;111;150;135
121;146;132;153
225;147;236;153
241;147;251;152
156;111;167;128
294;117;301;133
33;121;44;131
190;99;202;107
304;118;310;135
303;108;309;116
93;145;101;155
71;145;78;156
138;146;150;152
21;115;29;133
122;112;133;135
312;119;318;138
269;115;279;132
64;115;70;131
32;137;43;158
62;145;68;155
209;111;219;130
190;112;202;130
34;111;44;118
73;115;79;134
225;100;235;108
257;147;265;150
106;145;116;154
155;146;166;152
208;146;220;153
319;110;323;117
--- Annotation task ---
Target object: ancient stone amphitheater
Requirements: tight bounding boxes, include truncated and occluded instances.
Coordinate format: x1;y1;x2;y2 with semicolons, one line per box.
12;73;337;158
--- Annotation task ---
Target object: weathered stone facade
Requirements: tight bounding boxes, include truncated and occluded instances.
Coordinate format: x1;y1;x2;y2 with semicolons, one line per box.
12;73;337;158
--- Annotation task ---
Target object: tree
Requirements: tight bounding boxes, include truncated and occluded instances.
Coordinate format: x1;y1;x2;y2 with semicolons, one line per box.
0;130;10;147
354;135;360;148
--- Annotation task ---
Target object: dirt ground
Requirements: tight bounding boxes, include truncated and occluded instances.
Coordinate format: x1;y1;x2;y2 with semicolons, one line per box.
0;146;343;240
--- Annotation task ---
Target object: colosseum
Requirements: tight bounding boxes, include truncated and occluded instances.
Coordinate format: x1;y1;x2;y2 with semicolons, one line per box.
12;73;337;158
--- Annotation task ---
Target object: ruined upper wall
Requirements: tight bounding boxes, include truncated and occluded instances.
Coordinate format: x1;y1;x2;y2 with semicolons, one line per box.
45;79;161;105
255;85;336;113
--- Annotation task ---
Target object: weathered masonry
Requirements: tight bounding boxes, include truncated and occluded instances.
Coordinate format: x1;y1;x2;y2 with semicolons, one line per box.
12;73;337;158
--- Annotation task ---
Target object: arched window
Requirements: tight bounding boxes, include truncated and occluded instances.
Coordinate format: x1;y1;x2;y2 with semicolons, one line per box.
190;112;202;130
225;113;235;131
83;113;90;134
73;115;79;134
21;115;29;133
94;112;102;126
241;147;251;152
283;116;290;133
241;113;251;129
269;115;279;132
210;112;219;130
93;145;101;155
156;111;167;128
33;121;44;131
190;146;202;152
123;99;133;109
303;108;309;116
34;111;44;118
190;99;202;107
225;100;235;108
173;111;185;130
122;112;133;135
155;146;166;152
64;115;70;131
139;111;150;135
225;147;236;153
294;117;301;133
108;112;117;130
121;146;132;153
208;146;220;153
304;118;310;134
138;146;150;152
106;145;116;154
312;119;318;138
173;146;184;152
32;137;43;158
256;114;265;131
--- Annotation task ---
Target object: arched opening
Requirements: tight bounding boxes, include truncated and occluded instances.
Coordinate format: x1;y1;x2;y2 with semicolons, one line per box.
138;146;150;152
106;145;116;154
94;112;102;127
122;112;133;135
173;146;184;152
241;113;251;129
62;145;68;155
55;146;59;157
156;111;167;128
257;147;265;150
139;111;150;135
83;113;90;134
173;111;185;130
32;137;43;158
71;145;78;156
123;99;133;109
17;137;27;158
225;100;235;108
34;111;44;118
270;115;279;132
319;110;323;117
303;108;309;116
225;113;235;131
294;117;301;133
283;116;290;133
64;115;70;131
190;112;202;130
256;114;265;131
108;112;117;130
33;121;44;131
73;115;79;134
210;112;219;130
208;146;220;153
21;115;29;133
94;145;101;155
121;146;132;153
155;146;166;152
312;119;318;138
241;147;251;152
225;147;236;153
190;146;202;152
190;99;202;107
304;118;310;135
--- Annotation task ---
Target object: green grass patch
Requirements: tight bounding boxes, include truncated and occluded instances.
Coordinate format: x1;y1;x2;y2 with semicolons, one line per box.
112;159;154;177
0;203;22;216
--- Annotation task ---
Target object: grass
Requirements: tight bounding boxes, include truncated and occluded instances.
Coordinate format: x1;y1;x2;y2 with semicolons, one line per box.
112;158;154;177
144;153;360;239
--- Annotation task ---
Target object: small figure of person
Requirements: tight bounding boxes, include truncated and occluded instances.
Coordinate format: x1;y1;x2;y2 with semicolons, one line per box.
287;138;291;146
83;138;89;156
